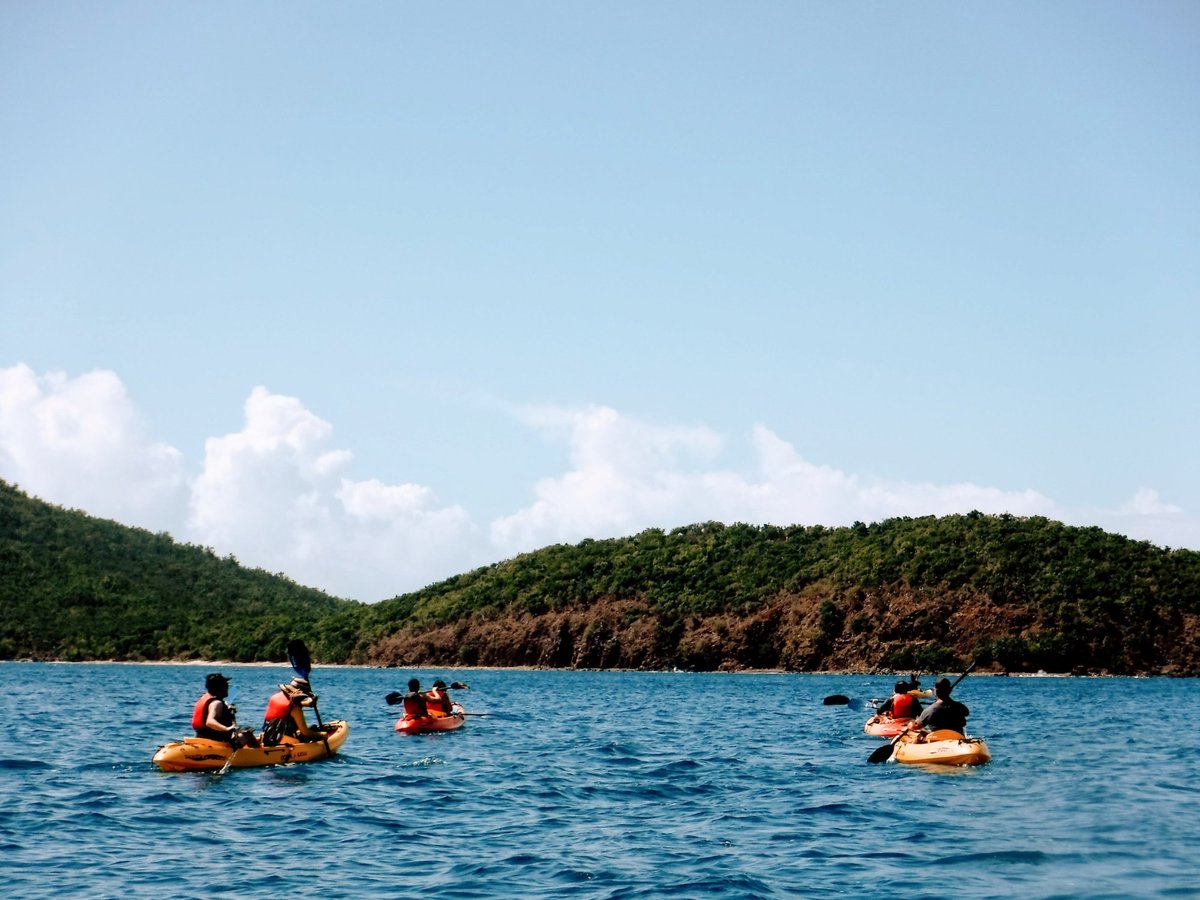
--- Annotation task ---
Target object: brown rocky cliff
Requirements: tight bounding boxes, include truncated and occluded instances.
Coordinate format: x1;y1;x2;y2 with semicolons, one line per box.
364;584;1200;675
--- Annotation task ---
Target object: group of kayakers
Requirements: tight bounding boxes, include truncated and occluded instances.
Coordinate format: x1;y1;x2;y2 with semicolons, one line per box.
867;673;971;734
399;677;459;718
191;672;469;746
192;672;322;748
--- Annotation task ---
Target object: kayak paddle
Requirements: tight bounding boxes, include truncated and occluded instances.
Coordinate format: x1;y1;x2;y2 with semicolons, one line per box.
867;660;977;763
385;691;487;715
823;695;877;711
287;638;333;756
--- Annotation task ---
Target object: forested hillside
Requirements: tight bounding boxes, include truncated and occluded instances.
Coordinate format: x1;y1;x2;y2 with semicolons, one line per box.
4;479;1200;674
357;514;1200;675
0;480;363;662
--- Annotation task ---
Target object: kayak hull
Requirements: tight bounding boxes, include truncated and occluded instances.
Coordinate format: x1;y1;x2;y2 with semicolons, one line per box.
153;720;349;772
864;716;916;737
395;710;466;734
892;730;991;766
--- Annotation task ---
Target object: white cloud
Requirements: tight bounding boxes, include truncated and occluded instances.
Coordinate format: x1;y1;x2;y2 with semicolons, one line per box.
489;409;1062;555
3;367;1198;602
0;363;186;529
187;386;479;600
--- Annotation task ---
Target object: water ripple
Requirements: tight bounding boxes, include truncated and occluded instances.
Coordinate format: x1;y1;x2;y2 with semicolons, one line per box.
1;664;1198;898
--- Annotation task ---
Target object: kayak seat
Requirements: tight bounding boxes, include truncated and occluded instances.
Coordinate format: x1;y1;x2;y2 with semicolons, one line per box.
926;729;966;742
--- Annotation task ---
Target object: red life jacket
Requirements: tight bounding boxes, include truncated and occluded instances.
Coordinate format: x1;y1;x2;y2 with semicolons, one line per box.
264;691;293;722
892;693;917;719
426;689;449;715
192;693;216;731
402;694;427;717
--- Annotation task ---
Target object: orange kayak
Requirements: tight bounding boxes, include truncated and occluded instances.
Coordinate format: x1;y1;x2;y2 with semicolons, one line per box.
891;729;991;766
395;706;466;734
153;720;350;772
864;715;916;737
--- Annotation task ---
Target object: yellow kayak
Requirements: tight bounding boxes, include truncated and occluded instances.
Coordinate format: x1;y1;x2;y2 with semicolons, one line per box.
892;729;991;766
153;720;350;772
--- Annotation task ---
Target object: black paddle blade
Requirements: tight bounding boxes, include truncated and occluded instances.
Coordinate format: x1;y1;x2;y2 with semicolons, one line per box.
385;691;404;706
287;639;312;679
867;742;896;764
823;695;851;705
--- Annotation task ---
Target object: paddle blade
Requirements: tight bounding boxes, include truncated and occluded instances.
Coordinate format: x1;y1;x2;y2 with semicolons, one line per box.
823;695;850;705
385;691;404;706
867;743;896;764
287;639;312;680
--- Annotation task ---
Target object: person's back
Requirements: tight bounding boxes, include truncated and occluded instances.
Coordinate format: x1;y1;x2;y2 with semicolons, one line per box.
402;678;428;718
917;678;970;734
425;679;452;715
263;677;318;744
877;681;922;719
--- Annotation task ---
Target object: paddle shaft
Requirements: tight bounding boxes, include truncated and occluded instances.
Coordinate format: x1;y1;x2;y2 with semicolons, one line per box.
288;639;333;757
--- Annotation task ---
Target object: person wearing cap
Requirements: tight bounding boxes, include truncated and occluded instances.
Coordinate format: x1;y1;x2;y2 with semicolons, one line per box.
916;677;971;735
192;673;240;743
261;677;321;745
425;679;454;716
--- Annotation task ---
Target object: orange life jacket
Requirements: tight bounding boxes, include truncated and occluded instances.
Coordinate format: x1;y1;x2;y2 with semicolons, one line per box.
264;690;293;722
892;693;917;719
426;688;449;715
192;693;217;731
402;694;427;717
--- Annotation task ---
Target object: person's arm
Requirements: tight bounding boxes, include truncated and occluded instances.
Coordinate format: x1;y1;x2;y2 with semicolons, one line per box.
877;697;893;716
205;701;237;737
290;704;319;739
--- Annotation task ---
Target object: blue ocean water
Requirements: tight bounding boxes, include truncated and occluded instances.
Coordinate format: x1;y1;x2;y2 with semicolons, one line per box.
0;662;1197;899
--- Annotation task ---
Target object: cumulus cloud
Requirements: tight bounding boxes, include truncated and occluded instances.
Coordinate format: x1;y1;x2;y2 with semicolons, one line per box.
0;363;187;529
3;366;1198;602
187;387;479;601
489;407;1062;556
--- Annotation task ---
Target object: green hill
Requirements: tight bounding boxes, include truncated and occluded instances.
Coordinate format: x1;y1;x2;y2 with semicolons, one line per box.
356;515;1200;675
4;479;1200;674
0;479;363;662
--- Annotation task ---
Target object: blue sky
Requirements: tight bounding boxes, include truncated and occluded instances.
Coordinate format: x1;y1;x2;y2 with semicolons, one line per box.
3;3;1198;601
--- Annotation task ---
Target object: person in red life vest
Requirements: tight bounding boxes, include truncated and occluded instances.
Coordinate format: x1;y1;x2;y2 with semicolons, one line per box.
402;678;429;719
875;680;925;721
262;677;321;745
192;673;239;742
425;679;454;716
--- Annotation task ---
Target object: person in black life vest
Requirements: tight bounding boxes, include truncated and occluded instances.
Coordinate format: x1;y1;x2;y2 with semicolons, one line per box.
402;678;429;719
192;673;239;742
876;681;924;720
262;677;321;745
425;679;453;715
916;677;970;734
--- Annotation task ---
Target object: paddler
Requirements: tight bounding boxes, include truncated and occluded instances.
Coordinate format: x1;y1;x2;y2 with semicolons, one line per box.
915;677;971;734
402;677;429;719
192;673;239;742
425;679;454;715
262;677;321;745
877;680;924;719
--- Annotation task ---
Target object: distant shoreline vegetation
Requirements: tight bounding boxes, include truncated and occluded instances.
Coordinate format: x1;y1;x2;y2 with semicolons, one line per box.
4;479;1199;675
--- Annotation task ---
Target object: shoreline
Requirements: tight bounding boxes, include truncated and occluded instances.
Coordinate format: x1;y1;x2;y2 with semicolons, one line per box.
0;658;1180;677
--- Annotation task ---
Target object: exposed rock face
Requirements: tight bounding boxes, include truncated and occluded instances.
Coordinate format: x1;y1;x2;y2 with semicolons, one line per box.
364;585;1200;675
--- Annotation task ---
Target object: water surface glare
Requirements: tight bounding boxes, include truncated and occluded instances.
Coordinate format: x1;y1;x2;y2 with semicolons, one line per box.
1;663;1196;898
